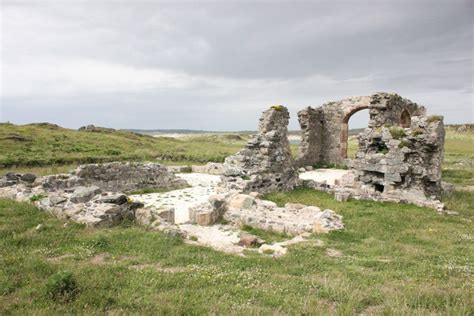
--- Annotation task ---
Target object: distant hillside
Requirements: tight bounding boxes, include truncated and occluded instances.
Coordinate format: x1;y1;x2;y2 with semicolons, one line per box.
0;123;246;168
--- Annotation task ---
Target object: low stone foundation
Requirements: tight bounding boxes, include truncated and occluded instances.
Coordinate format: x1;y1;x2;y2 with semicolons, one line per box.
186;192;344;236
0;162;188;227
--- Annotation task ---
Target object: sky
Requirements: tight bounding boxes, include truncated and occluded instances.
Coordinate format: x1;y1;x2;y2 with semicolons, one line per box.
1;0;473;131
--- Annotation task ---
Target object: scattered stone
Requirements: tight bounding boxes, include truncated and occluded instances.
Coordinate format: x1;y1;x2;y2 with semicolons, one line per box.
238;234;260;247
334;190;351;202
99;193;128;205
189;203;218;226
35;224;43;231
70;186;101;203
20;173;37;183
224;197;344;236
74;162;188;192
444;210;459;216
227;194;255;210
326;248;343;257
135;206;175;226
259;244;287;257
5;172;19;181
78;125;115;133
195;210;218;226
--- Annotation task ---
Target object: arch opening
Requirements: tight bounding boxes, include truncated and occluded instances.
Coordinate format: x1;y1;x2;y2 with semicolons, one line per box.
400;109;411;128
340;107;370;159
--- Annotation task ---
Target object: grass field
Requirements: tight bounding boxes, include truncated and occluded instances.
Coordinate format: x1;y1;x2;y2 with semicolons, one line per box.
0;190;472;314
0;123;248;168
1;123;473;314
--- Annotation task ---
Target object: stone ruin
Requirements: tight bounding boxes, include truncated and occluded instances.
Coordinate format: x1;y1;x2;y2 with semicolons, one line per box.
0;91;447;255
0;162;188;228
222;92;446;211
222;106;299;194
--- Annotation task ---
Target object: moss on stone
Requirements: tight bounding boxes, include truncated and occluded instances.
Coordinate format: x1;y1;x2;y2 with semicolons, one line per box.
398;140;410;148
390;127;407;139
412;127;424;136
271;105;286;111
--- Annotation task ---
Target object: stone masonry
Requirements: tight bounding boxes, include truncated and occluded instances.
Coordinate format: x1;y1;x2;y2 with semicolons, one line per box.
339;114;446;210
296;93;426;166
222;105;299;194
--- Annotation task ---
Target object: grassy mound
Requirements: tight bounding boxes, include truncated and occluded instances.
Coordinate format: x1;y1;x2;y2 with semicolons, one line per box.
0;123;247;168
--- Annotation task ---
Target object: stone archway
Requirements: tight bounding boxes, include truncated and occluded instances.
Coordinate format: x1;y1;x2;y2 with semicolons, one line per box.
400;109;411;128
340;106;369;159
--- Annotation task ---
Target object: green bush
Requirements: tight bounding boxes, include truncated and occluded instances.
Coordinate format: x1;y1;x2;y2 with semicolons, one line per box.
45;271;79;302
389;127;406;139
29;194;46;202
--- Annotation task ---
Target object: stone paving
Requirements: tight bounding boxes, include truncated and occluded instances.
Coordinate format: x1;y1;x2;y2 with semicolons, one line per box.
130;173;223;224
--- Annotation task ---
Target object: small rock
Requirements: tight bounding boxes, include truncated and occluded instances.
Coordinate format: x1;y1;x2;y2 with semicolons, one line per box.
298;167;306;173
259;244;287;257
444;210;459;216
70;186;101;203
35;224;43;231
227;194;255;210
334;190;351;202
284;203;305;210
249;192;260;198
99;194;128;205
238;234;260;247
20;173;37;183
209;195;226;214
5;172;19;181
196;210;218;226
326;248;342;257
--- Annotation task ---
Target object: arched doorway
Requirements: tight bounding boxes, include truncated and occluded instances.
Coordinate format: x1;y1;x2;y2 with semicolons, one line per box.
340;106;369;159
400;109;411;128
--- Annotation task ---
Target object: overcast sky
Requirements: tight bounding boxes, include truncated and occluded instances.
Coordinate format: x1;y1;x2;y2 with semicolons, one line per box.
1;0;473;130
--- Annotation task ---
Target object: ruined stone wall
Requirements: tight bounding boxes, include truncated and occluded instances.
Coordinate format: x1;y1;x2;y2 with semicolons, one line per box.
73;162;188;192
296;107;324;167
297;93;427;166
343;114;445;210
222;106;298;193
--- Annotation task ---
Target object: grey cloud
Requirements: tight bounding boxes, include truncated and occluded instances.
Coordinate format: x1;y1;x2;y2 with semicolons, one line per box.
1;0;473;130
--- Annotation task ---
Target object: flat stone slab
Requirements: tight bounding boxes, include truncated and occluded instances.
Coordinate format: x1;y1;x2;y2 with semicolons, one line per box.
130;173;223;224
299;169;351;186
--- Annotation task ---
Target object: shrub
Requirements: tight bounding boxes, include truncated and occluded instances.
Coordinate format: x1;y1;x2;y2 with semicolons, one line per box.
29;194;46;202
389;127;406;140
45;271;79;302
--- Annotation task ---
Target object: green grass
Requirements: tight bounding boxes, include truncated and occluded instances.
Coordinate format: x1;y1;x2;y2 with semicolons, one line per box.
1;190;472;314
0;123;247;168
1;124;473;314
